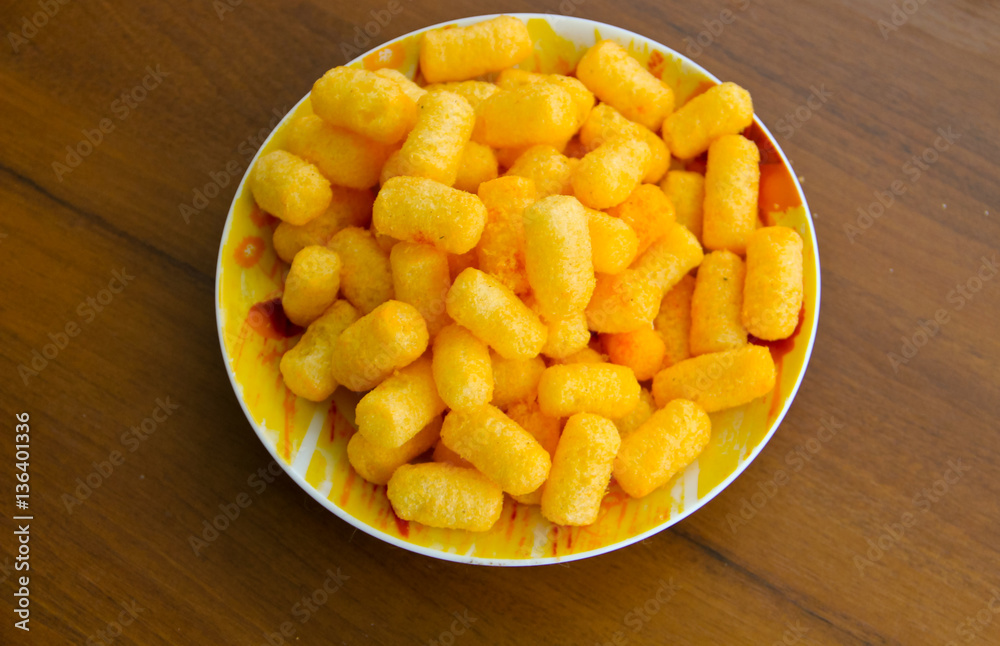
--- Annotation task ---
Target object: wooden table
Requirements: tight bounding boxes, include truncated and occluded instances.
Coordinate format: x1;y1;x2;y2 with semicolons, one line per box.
2;1;998;644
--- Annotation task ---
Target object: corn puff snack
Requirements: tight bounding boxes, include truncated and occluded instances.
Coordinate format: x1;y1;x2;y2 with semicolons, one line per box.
572;137;649;210
327;226;393;314
476;84;579;149
576;40;674;131
356;356;446;448
441;405;551;495
661;171;705;243
279;300;359;401
652;345;775;412
614;399;711;498
453;142;499;193
311;66;418;144
523;196;596;318
476;176;535;294
373;176;487;254
419;15;532;83
390;241;452;337
505;145;575;198
250;150;332;225
330;300;429;392
703;134;760;254
663;82;754;159
655;274;695;368
380;91;475;187
281;245;342;327
348;416;441;485
580;103;670;183
588;209;639;275
605;184;675;257
613;387;656;440
491;351;547;408
537;363;640;418
742;226;804;340
541;413;621;526
432;324;493;411
387;463;503;531
272;186;374;264
286;115;393;189
690;250;748;356
601;327;666;381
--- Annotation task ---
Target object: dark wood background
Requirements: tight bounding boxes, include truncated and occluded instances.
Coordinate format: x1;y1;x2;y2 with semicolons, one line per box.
2;1;998;644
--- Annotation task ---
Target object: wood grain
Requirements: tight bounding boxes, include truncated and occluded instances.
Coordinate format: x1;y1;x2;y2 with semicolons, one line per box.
1;1;998;644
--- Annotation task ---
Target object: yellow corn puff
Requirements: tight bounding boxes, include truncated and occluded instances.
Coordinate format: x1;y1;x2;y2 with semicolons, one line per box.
374;67;427;103
327;226;393;314
250;150;332;226
441;405;551;496
380;91;475;187
655;274;695;368
537;363;640;418
355;356;446;448
496;69;595;129
419;16;532;83
348;416;441;485
614;399;711;498
576;40;674;131
606;184;675;256
742;226;804;340
330;300;429;392
281;246;342;327
491;351;547;408
446;268;547;360
572;137;649;210
505;145;574;198
691;250;747;355
373;176;487;254
539;310;591;360
311;66;418;144
601;327;666;381
424;80;499;109
390;242;452;337
432;439;474;468
661;170;705;243
523;196;595;318
285;114;393;189
614;387;656;440
279;300;359;401
579;103;670;183
663;82;754;159
476;84;579;149
703;134;760;254
588;209;639;275
652;345;775;412
541;413;620;526
272;186;374;264
506;399;562;506
387;462;503;531
432;324;493;411
453;142;499;193
475;176;535;294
